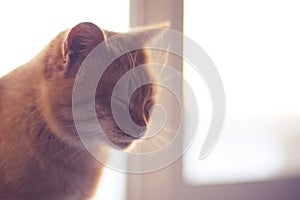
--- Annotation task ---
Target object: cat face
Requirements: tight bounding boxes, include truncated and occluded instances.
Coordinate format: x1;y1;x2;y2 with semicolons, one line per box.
95;48;155;149
41;22;158;149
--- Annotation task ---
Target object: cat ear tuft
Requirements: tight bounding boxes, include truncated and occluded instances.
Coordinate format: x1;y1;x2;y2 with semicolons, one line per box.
63;22;105;77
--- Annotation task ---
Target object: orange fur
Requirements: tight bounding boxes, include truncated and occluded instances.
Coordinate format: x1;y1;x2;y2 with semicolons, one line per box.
0;22;155;200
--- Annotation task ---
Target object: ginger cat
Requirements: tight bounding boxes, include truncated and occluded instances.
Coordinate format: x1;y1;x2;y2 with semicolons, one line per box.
0;22;156;200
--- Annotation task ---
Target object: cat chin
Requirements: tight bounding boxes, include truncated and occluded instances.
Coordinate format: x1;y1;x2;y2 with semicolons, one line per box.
108;140;134;150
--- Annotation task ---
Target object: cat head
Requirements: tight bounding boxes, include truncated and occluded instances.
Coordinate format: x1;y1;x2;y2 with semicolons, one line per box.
40;22;166;149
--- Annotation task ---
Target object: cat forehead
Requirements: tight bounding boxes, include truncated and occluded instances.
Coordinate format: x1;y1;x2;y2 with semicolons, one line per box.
102;27;167;49
101;31;148;64
103;30;117;38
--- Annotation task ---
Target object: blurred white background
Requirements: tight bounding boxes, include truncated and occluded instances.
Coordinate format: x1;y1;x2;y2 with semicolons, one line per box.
0;0;129;77
184;0;300;184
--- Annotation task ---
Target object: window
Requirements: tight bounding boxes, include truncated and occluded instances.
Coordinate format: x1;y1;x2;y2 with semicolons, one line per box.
183;0;300;185
127;1;300;200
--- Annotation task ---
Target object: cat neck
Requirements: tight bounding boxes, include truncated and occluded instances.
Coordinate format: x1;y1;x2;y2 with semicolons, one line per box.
0;60;89;168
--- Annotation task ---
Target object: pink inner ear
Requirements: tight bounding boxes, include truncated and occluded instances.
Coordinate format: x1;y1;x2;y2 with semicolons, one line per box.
63;36;71;61
62;22;106;78
64;22;105;58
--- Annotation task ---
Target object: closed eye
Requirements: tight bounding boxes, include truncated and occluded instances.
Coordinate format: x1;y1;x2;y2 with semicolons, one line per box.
144;100;153;121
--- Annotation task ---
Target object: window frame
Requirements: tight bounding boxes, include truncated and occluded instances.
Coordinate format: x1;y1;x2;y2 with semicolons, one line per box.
127;1;300;200
127;1;183;200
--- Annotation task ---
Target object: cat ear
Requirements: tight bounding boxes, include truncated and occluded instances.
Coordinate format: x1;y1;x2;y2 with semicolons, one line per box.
63;22;105;77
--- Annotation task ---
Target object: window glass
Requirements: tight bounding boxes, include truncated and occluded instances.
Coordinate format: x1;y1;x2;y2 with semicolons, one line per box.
183;0;300;185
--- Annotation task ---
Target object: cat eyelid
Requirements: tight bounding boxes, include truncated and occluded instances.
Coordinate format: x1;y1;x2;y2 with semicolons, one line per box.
144;100;153;110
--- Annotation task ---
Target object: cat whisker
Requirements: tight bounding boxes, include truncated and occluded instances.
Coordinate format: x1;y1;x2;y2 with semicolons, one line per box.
40;144;74;168
67;151;90;166
62;149;86;165
36;136;64;146
128;51;134;68
36;132;105;146
158;48;169;66
155;49;170;78
119;55;129;70
129;126;176;153
128;50;138;69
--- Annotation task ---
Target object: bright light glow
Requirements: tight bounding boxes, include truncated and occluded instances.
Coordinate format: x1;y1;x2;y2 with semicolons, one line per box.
93;151;127;200
184;0;300;184
0;1;129;199
0;0;129;77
